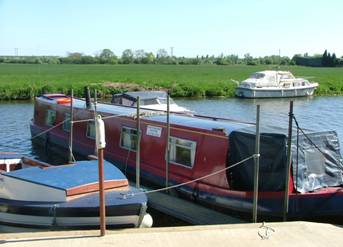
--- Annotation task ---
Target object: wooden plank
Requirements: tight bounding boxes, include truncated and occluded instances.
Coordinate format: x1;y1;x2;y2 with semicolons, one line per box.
147;191;245;225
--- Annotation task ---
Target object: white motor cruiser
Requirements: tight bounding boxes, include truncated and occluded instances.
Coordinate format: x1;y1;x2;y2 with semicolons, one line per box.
235;70;318;98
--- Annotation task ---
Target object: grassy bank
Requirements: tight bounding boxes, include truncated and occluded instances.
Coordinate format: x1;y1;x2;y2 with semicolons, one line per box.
0;64;343;99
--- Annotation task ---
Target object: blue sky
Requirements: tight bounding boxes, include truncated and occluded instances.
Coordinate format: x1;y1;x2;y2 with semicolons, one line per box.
0;0;342;57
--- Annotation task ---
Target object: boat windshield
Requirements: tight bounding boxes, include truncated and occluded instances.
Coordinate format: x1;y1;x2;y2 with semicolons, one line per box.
141;98;158;105
279;73;295;80
158;98;175;104
250;73;265;79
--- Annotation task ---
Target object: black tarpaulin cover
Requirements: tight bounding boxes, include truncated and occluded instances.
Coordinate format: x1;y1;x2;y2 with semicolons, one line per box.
228;126;343;192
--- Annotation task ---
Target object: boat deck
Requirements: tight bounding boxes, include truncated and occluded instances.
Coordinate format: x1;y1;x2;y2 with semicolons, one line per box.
147;189;244;225
3;160;128;191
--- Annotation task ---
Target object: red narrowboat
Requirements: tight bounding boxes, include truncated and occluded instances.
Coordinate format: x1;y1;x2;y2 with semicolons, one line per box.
30;94;343;218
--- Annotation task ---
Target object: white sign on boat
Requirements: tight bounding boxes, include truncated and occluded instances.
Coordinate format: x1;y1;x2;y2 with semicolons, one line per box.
146;125;162;137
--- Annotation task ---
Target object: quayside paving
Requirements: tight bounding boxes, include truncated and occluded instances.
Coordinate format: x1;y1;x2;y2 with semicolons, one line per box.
1;221;343;247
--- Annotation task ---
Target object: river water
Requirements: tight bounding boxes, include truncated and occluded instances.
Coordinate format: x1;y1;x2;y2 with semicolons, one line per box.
0;96;342;157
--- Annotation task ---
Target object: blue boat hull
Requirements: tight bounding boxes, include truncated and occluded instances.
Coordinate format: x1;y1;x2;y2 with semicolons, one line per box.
0;189;147;229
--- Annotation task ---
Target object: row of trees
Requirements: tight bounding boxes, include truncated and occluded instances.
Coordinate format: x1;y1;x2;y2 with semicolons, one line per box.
1;49;342;66
292;50;342;67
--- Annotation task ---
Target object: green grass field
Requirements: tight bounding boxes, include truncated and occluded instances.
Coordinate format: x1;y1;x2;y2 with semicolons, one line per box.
0;64;342;99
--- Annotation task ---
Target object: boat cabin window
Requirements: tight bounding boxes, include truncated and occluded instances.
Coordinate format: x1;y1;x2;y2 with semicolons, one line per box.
63;113;71;132
169;137;196;168
120;127;138;151
86;121;96;139
141;98;158;105
250;73;265;79
280;74;291;80
45;110;56;126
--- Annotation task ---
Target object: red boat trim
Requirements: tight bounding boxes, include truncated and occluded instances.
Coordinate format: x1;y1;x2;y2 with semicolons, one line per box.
21;157;52;168
66;180;129;196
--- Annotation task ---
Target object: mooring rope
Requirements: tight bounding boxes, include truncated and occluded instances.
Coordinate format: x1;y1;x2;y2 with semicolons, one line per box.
258;222;275;240
68;145;76;163
30;120;67;140
121;154;258;198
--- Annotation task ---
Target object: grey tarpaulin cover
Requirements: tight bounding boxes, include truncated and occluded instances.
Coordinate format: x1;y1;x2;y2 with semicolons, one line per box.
227;126;343;192
291;131;343;193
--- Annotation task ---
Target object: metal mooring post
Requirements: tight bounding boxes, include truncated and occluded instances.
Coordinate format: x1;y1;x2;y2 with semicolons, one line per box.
165;94;170;191
136;96;141;188
252;105;260;223
85;86;91;109
94;89;98;156
283;101;294;221
68;89;74;163
96;115;106;236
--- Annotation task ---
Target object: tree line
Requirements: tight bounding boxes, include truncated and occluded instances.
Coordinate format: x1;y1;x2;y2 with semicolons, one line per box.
0;49;342;67
292;50;343;67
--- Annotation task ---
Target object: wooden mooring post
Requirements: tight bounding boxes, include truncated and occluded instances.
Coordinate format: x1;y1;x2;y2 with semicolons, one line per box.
96;115;106;236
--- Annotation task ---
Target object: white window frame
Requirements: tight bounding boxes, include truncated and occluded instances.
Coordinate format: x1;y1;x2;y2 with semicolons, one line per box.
86;121;95;139
169;137;196;168
120;126;139;151
45;110;56;126
63;113;71;132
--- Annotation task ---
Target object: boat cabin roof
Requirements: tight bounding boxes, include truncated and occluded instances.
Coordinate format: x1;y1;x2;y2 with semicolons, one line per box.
38;95;253;134
3;160;128;192
42;94;70;100
146;114;252;134
248;70;296;81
